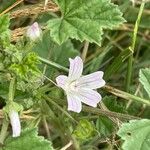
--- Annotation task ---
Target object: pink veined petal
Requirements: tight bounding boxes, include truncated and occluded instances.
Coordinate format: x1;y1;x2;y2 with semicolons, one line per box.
56;75;68;89
9;110;21;137
67;92;82;113
68;56;83;81
76;71;105;89
77;88;102;107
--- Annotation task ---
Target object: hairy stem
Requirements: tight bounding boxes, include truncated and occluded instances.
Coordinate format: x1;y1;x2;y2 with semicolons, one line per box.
38;56;69;72
104;85;150;106
8;77;16;103
83;106;140;120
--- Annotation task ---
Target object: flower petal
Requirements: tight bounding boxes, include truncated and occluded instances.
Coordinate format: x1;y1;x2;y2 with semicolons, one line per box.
77;89;102;107
68;56;83;81
56;75;68;89
76;71;105;89
9;110;21;137
67;92;82;113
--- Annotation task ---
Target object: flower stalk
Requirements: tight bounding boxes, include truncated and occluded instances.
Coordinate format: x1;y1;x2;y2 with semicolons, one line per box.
38;56;69;72
8;77;16;103
125;2;145;92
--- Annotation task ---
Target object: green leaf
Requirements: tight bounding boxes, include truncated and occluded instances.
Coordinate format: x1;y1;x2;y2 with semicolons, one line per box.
103;96;126;113
0;14;10;45
104;48;132;80
87;46;111;72
117;119;150;150
0;14;9;34
47;0;125;45
96;116;115;137
33;31;79;76
1;128;54;150
139;68;150;98
34;31;79;66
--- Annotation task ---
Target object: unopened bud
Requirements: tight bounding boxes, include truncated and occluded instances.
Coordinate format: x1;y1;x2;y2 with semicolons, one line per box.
9;110;21;137
26;22;41;40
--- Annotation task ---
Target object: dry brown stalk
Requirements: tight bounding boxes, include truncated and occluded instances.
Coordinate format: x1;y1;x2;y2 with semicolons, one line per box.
11;26;27;42
10;1;59;19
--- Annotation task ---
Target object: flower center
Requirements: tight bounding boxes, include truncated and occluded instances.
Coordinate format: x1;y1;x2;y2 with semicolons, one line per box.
65;81;78;92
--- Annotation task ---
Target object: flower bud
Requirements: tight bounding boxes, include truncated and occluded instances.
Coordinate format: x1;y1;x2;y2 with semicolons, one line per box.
26;22;41;40
9;110;21;137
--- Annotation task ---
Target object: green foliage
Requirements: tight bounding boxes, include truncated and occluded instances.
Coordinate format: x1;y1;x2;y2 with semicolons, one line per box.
47;0;125;45
33;31;79;77
139;68;150;98
117;119;150;150
0;14;10;46
10;52;40;79
0;129;54;150
96;116;115;137
33;32;79;67
0;0;150;149
103;96;126;113
73;119;95;140
124;4;150;29
87;46;111;73
104;48;132;80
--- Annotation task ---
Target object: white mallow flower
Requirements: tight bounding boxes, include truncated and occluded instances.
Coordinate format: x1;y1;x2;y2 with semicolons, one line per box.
26;22;41;40
56;56;106;113
9;110;21;137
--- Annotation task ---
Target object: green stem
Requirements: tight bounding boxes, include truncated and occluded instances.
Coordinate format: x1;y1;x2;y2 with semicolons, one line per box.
38;56;69;72
47;96;140;120
8;77;16;103
125;2;145;92
104;85;150;106
0;119;9;144
0;77;16;144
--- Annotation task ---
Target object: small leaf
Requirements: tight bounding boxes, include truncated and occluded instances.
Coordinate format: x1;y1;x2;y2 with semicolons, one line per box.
0;14;10;45
117;119;150;150
47;0;125;45
139;68;150;98
1;128;54;150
